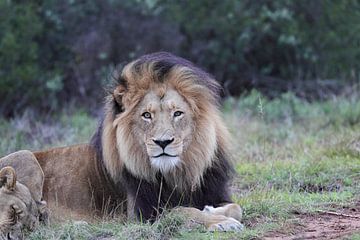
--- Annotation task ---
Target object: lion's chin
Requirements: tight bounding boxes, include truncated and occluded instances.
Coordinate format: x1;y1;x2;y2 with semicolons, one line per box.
150;155;180;173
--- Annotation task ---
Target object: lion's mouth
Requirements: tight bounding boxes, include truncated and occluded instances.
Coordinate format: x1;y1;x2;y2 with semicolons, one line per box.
150;153;180;172
152;153;178;158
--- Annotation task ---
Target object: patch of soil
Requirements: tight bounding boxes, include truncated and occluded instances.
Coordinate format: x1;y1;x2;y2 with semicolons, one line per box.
264;203;360;240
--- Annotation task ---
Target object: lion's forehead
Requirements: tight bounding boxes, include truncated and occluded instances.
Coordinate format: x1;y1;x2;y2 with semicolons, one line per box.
0;193;30;213
140;88;189;113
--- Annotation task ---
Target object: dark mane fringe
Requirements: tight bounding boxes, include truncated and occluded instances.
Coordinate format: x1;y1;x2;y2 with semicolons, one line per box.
90;116;127;212
90;116;103;161
112;52;222;104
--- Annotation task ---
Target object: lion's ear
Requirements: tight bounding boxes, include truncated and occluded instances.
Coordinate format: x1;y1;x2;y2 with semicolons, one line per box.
0;166;17;191
112;82;128;114
113;85;126;105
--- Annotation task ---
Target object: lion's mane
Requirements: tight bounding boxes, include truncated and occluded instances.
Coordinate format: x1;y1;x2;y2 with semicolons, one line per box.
91;52;234;219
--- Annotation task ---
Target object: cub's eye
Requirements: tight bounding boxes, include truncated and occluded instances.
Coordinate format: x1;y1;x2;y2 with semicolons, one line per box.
174;111;183;117
142;112;152;119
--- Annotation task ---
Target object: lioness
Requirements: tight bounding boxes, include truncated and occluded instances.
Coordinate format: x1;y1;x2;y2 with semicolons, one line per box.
0;151;47;239
4;52;243;231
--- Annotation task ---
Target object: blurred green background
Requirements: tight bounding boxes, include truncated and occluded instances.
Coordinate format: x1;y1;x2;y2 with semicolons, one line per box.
1;0;360;116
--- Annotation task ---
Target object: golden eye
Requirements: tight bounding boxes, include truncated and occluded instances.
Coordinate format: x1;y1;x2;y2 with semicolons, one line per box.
142;112;152;119
174;111;183;117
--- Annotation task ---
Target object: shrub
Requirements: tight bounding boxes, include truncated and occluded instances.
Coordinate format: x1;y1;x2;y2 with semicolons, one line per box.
154;0;360;94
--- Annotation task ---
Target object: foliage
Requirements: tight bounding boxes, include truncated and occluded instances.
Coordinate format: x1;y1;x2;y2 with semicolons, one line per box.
154;0;360;94
0;2;42;115
1;0;360;115
226;89;360;126
0;0;180;116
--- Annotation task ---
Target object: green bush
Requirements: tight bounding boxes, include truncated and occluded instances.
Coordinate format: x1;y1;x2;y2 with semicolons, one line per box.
154;0;360;92
1;1;360;116
0;1;66;116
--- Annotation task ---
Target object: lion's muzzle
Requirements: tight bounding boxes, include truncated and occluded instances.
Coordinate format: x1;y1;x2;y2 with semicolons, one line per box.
147;137;182;173
152;138;174;150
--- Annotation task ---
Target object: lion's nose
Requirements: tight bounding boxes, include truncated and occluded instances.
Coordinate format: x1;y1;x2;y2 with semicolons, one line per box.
153;138;174;149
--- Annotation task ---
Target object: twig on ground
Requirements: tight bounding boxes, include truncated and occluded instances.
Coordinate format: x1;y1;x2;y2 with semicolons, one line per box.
316;210;360;219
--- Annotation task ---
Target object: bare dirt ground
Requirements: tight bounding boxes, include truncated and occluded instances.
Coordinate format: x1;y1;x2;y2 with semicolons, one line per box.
264;202;360;240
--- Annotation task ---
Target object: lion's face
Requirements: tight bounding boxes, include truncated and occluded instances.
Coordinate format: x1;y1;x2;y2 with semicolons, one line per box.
103;53;230;188
133;89;194;172
0;186;39;240
0;167;40;240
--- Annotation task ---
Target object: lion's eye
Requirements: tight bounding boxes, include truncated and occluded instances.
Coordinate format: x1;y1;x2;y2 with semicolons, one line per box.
174;111;183;117
142;112;152;119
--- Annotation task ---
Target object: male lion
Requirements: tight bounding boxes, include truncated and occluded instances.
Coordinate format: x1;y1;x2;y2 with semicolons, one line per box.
4;52;243;231
0;151;47;239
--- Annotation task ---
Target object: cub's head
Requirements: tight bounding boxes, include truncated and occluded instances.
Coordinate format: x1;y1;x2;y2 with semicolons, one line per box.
98;52;231;189
0;167;46;240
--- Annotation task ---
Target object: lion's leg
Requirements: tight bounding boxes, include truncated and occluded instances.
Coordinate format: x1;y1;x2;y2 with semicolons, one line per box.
203;203;242;221
174;206;244;232
126;193;136;222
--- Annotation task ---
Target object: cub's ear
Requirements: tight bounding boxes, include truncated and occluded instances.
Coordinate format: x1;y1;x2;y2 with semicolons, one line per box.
0;166;17;191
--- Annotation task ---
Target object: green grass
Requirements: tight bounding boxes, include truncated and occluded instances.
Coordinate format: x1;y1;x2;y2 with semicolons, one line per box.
1;91;360;239
346;233;360;240
224;91;360;237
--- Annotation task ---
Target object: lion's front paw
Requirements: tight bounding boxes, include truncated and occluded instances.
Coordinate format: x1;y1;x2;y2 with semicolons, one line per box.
208;218;244;232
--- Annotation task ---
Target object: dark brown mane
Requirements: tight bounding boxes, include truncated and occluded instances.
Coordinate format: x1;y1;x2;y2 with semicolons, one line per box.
127;52;221;98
